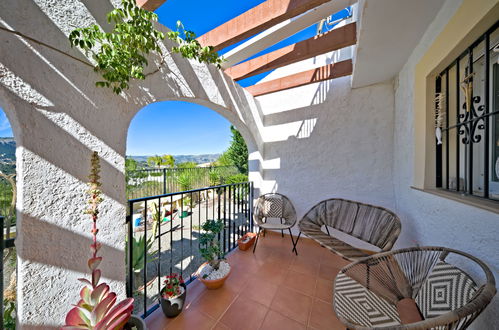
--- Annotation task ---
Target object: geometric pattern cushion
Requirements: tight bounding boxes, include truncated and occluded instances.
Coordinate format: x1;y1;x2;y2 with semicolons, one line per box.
263;197;283;218
416;261;478;319
334;272;401;327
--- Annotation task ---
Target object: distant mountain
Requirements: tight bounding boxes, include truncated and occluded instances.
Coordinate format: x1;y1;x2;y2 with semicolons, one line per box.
0;137;15;174
129;154;221;165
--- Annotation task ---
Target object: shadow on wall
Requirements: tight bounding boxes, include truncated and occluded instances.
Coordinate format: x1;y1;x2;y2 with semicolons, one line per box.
259;76;396;216
19;212;125;282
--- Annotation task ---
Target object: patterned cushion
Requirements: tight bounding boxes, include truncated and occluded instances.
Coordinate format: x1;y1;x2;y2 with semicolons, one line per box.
263;197;283;218
334;272;401;327
416;261;478;319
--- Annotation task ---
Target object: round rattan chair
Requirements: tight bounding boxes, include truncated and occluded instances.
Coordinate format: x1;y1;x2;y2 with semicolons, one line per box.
253;193;298;255
333;246;496;329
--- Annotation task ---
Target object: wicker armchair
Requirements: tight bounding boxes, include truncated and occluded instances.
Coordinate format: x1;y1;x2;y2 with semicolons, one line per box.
253;193;298;255
298;198;401;261
333;247;496;329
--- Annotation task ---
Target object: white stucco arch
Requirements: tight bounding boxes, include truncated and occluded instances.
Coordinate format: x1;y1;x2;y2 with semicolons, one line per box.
125;97;259;160
0;1;265;328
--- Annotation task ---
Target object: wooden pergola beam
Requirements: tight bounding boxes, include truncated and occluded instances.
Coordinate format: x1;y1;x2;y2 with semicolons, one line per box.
197;0;333;51
226;22;356;81
246;59;352;96
136;0;166;12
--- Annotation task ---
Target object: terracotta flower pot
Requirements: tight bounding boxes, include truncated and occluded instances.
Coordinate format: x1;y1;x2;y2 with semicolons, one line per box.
237;232;256;251
196;262;231;289
159;283;186;318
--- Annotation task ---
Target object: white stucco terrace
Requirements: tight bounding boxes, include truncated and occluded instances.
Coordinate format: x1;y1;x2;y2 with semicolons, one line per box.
0;0;498;329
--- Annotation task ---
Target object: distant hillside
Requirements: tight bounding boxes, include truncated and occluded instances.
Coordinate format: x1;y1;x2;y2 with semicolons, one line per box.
129;154;221;166
0;137;15;174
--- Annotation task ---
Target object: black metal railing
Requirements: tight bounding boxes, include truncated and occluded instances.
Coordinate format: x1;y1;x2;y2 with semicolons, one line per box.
126;182;253;317
126;166;241;200
1;216;16;328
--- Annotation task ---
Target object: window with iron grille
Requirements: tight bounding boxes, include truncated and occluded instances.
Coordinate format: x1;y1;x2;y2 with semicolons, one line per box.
435;21;499;201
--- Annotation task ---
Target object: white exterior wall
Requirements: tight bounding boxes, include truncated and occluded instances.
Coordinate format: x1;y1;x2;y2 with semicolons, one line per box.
255;76;396;221
0;1;264;328
392;0;498;328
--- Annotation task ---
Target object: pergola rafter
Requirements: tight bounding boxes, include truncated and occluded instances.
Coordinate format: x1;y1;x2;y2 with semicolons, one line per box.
245;59;352;96
225;22;356;81
136;0;166;12
197;0;333;52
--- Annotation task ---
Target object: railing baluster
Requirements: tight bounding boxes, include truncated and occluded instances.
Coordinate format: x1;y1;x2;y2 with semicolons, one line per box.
143;199;148;316
0;216;4;327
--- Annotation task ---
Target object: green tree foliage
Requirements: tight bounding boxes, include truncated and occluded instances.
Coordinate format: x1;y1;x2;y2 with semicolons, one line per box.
147;154;175;167
213;151;232;167
161;154;175;168
176;161;197;169
226;126;248;174
69;0;223;94
167;21;224;69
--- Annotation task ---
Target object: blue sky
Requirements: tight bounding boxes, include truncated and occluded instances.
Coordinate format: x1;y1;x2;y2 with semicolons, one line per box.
0;1;350;156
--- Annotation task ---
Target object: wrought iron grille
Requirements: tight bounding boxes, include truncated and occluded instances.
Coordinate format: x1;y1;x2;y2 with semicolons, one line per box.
126;182;253;318
435;21;499;201
1;216;16;328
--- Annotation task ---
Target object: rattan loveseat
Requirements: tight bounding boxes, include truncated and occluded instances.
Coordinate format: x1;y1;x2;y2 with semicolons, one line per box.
298;198;401;261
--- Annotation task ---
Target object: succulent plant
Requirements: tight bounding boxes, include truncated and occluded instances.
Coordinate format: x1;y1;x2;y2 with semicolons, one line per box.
63;152;134;329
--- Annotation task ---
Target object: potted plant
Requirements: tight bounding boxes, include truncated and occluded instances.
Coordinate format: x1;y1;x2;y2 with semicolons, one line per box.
237;232;257;251
196;219;231;289
63;152;144;329
159;273;187;318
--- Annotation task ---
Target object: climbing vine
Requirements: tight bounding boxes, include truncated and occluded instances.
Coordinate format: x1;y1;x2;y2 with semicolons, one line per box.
69;0;223;94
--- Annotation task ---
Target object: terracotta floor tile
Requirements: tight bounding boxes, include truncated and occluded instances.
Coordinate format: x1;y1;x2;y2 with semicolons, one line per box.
253;260;289;285
222;265;252;294
167;310;215;330
282;270;317;296
184;279;207;306
308;298;344;330
144;232;342;330
188;287;238;319
295;245;323;263
260;310;306;330
268;250;296;266
219;296;268;330
211;322;231;330
314;278;333;303
145;308;173;329
318;263;341;281
239;276;279;307
320;251;350;268
270;286;313;325
290;258;320;277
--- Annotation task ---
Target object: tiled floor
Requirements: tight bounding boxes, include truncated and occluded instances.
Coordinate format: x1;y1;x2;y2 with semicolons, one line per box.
145;231;351;330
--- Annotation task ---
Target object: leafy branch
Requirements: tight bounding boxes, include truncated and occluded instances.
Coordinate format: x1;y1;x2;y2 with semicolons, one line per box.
167;21;224;69
199;219;225;270
68;0;224;94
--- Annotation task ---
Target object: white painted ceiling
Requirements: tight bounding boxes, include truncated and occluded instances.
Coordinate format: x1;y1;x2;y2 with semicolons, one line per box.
351;0;447;88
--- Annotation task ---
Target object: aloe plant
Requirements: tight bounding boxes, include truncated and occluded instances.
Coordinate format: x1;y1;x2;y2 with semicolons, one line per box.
63;152;133;329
